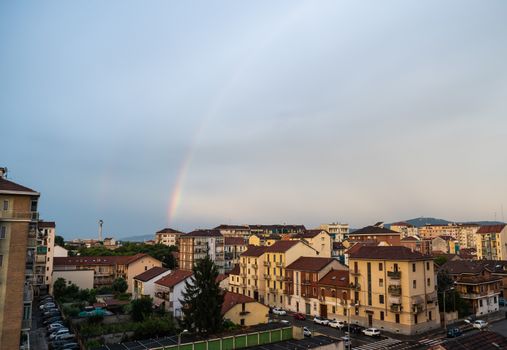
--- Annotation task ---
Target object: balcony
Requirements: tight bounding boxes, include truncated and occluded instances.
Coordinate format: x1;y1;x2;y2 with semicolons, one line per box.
27;238;37;248
252;275;258;280
21;319;32;330
276;275;284;281
252;264;258;269
275;262;284;267
302;279;311;285
240;263;247;268
412;304;423;314
0;211;39;221
388;296;401;304
264;261;271;267
349;282;361;291
350;269;361;275
240;273;247;278
35;255;46;264
388;285;402;296
263;274;271;280
24;285;33;303
390;303;402;313
387;271;401;279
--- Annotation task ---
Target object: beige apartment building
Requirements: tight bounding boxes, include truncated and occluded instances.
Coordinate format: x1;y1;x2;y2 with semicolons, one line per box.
319;223;349;242
348;246;440;335
155;228;183;247
290;229;332;257
476;224;507;260
215;224;251;239
35;221;56;294
179;229;225;273
0;169;40;349
390;222;418;239
418;224;460;240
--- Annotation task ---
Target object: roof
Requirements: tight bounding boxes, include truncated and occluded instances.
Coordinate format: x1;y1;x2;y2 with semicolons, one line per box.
401;236;420;242
184;229;223;237
434;330;507;350
478;224;506;234
54;253;149;266
216;274;228;283
247;335;338;350
439;260;487;275
242;245;267;257
333;242;345;250
155;270;193;287
349;246;430;261
224;237;246;245
264;240;301;253
249;224;306;231
349;225;399;235
214;224;250;230
286;257;336;272
38;221;56;228
221;291;259;315
156;228;183;234
0;177;39;195
229;264;240;275
390;222;414;227
438;235;454;241
456;275;502;285
318;269;349;287
134;267;170;282
292;229;329;239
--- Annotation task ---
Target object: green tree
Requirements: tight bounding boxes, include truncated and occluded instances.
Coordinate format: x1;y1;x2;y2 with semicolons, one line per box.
55;235;65;247
180;254;224;335
53;278;67;300
112;277;128;294
434;255;448;267
131;296;153;322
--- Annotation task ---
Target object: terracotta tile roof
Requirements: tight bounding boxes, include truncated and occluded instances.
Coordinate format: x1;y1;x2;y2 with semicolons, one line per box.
221;291;258;315
54;253;150;266
249;224;306;231
215;225;250;230
155;269;193;287
438;235;454;241
319;270;349;287
286;257;336;272
440;260;489;275
229;264;240;275
242;245;267;257
292;230;328;239
457;275;502;285
437;330;507;350
184;229;223;237
156;228;183;234
39;221;56;228
216;274;228;283
265;240;300;253
0;177;38;194
349;226;398;235
349;246;429;261
224;237;247;245
134;267;170;282
478;224;506;234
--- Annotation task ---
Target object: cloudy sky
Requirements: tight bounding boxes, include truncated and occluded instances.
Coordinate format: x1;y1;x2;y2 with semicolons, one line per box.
2;1;507;239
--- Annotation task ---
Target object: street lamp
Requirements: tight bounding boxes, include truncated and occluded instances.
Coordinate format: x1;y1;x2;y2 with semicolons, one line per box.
441;287;455;330
339;301;356;350
178;329;189;350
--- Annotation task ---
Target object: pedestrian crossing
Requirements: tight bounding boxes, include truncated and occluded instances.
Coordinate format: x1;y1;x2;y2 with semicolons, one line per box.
353;338;402;350
418;337;444;347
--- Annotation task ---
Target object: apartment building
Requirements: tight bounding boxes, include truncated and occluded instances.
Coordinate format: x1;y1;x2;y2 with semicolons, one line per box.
0;169;40;349
400;236;432;255
319;223;349;242
215;224;251;239
348;224;401;246
34;221;56;295
284;257;345;317
224;236;247;272
290;229;332;257
456;224;480;249
317;269;350;322
155;228;183;247
476;224;507;260
390;222;418;239
418;224;460;240
133;266;171;299
53;253;162;292
431;236;457;254
179;229;225;273
348;246;440;335
231;246;266;300
153;269;193;317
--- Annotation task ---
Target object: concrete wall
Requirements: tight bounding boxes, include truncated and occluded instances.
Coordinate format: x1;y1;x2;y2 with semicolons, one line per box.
224;302;269;326
51;269;94;293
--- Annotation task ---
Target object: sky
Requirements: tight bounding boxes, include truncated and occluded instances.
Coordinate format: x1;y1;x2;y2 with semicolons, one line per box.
1;1;507;239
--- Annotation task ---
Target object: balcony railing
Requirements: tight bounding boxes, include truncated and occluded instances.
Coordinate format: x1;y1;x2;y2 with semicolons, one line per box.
27;238;37;248
24;286;33;303
252;264;258;269
350;269;360;275
387;271;401;279
264;261;271;267
412;304;423;314
275;262;284;267
263;274;271;280
0;211;39;221
349;282;361;291
240;263;247;268
276;275;284;281
388;285;402;296
35;255;46;264
390;303;402;313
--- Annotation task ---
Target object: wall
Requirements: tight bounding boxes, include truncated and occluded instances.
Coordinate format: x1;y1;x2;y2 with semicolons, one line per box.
126;256;162;293
224;302;269;326
51;269;94;292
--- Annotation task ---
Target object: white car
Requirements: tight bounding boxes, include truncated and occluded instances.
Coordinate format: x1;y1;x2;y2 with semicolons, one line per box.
472;320;488;329
272;308;287;315
341;336;351;347
329;319;346;329
49;328;69;340
313;316;330;325
303;327;312;337
47;323;65;332
362;328;381;336
40;302;56;310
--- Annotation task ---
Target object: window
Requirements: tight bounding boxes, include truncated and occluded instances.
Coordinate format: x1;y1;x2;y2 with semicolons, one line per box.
0;226;6;239
379;278;383;287
394;263;399;272
429;311;432;321
380;311;384;321
412;263;416;272
379;262;383;271
145;266;148;271
0;255;3;267
426;262;430;270
354;261;358;273
494;296;497;303
479;299;483;307
413;280;417;289
3;200;8;211
427;278;431;287
379;295;384;304
240;319;245;326
332;306;336;313
395;314;400;323
414;314;418;324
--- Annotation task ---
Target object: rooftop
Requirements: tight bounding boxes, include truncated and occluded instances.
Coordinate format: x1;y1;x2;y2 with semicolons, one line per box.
319;269;349;287
292;229;329;239
134;267;170;282
221;291;260;314
54;253;149;266
38;221;56;228
264;240;300;253
478;224;506;234
350;225;399;235
286;257;337;271
242;245;267;257
349;246;430;261
156;228;183;234
155;269;193;288
184;229;223;237
229;264;240;275
0;177;39;195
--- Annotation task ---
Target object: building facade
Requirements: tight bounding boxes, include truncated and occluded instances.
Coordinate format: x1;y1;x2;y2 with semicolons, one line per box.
179;230;225;273
224;236;247;273
153;269;193;317
319;223;349;242
290;229;332;257
34;221;56;295
155;228;183;247
476;224;507;260
348;225;402;246
133;267;171;299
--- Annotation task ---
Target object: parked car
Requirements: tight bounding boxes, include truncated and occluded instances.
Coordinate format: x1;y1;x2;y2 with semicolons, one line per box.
499;298;506;306
464;315;477;323
44;316;62;325
40;302;56;310
49;328;69;340
272;308;287;315
280;320;291;325
447;327;462;338
57;343;79;350
44;312;61;320
44;309;60;316
49;339;75;350
303;327;312;337
313;316;329;325
472;320;488;329
341;336;351;347
329;319;346;329
53;333;75;341
293;312;306;320
47;323;65;333
348;324;365;334
362;328;381;337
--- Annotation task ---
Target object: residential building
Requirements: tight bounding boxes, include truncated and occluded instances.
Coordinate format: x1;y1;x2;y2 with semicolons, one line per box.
348;246;440;335
154;269;193;317
53;245;68;257
476;224;507;260
431;236;455;254
228;264;242;294
232;246;267;299
179;229;225;273
400;236;432;255
284;257;346;317
418;224;460;240
319;223;349;242
440;260;502;316
248;234;279;247
290;229;332;257
348;224;401;246
34;220;56;295
332;242;346;264
0;169;40;349
51;270;94;292
456;223;480;249
53;253;162;292
317;269;350;322
221;291;269;326
215;224;251;239
249;225;306;236
133;266;171;299
224;236;247;272
390;222;418;239
155;228;183;247
103;237;120;250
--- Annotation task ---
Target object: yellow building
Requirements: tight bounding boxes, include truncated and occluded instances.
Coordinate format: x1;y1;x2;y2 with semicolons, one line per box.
290;229;332;257
155;228;183;247
232;246;267;301
222;291;269;326
348;246;440;335
476;224;507;260
390;222;418;239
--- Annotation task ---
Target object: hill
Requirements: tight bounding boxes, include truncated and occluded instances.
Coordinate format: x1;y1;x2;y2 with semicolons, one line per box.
120;234;154;242
389;217;504;228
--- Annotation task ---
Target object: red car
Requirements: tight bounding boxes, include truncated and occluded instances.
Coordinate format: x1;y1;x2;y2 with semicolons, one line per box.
293;313;306;320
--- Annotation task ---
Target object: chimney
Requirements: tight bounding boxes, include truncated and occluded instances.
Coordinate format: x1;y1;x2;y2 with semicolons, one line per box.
0;167;7;178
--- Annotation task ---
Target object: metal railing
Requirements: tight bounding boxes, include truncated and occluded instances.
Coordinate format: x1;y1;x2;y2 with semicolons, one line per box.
387;271;401;279
0;211;39;221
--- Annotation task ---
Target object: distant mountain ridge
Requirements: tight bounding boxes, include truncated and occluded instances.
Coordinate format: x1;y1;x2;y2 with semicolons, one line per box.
121;234;154;242
390;217;505;228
